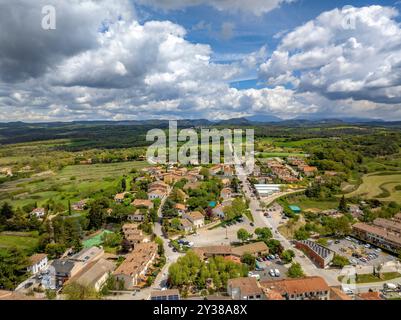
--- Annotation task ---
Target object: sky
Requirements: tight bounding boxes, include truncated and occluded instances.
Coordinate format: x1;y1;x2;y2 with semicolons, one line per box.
0;0;401;122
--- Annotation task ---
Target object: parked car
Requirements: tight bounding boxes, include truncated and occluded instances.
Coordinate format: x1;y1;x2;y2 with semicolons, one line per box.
274;269;281;277
269;269;275;277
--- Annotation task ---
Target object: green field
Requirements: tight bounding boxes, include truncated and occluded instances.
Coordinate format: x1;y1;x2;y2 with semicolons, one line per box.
0;231;39;254
0;161;147;208
346;171;401;203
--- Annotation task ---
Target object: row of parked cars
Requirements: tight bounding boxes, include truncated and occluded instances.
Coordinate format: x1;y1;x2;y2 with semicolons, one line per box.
224;217;243;227
351;251;380;264
257;254;279;262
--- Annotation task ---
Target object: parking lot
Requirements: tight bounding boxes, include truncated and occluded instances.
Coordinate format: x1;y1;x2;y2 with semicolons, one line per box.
327;237;398;267
186;218;254;247
251;256;288;281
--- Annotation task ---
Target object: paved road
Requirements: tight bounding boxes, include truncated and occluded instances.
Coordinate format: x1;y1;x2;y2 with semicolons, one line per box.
152;190;183;289
228;141;341;286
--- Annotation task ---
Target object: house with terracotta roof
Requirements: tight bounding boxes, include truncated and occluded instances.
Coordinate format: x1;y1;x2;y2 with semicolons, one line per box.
149;181;169;193
175;203;187;216
179;218;194;233
227;277;265;300
114;192;128;203
302;166;318;177
220;187;233;200
330;287;352;300
259;276;330;300
148;189;166;200
122;223;150;246
192;245;233;260
183;211;205;228
356;291;384;300
231;241;269;257
132;199;154;209
113;242;158;289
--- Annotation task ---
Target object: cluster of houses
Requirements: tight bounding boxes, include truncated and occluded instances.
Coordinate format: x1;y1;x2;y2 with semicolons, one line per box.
136;164;239;234
25;236;160;293
265;159;300;183
287;157;318;177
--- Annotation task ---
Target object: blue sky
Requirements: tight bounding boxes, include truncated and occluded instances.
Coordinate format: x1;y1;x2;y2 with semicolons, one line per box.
1;0;401;121
135;0;401;90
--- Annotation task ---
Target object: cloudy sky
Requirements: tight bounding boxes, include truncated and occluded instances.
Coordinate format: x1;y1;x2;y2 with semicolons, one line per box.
1;0;401;122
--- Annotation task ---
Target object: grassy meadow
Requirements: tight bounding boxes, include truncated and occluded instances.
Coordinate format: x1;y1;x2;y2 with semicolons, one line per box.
346;171;401;202
0;161;148;208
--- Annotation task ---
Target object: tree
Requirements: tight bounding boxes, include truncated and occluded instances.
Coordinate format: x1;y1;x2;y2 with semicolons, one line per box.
316;238;328;247
63;282;100;300
266;239;283;254
241;253;256;269
102;232;122;248
339;196;348;213
45;243;67;259
0;247;29;290
135;190;148;200
294;228;310;240
255;227;272;241
332;255;350;268
121;178;127;192
237;228;251;242
223;198;247;221
87;202;106;230
287;263;305;278
200;167;210;180
155;236;165;256
281;250;295;264
170;218;181;230
0;202;14;224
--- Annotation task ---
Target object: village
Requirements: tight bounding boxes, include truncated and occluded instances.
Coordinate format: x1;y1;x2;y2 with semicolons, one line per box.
3;151;401;302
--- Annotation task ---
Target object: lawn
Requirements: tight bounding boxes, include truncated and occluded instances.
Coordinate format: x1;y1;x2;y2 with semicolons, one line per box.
346;171;401;203
339;272;401;284
280;195;339;212
0;231;39;254
82;230;114;248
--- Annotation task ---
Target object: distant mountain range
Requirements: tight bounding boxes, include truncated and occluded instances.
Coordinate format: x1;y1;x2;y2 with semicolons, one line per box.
2;116;401;128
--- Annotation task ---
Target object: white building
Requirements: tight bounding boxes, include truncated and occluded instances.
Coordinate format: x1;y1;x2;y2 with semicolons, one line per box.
254;184;281;196
30;208;46;219
27;253;48;275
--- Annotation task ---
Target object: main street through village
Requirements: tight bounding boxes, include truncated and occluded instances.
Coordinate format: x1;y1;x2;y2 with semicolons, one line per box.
228;141;342;287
